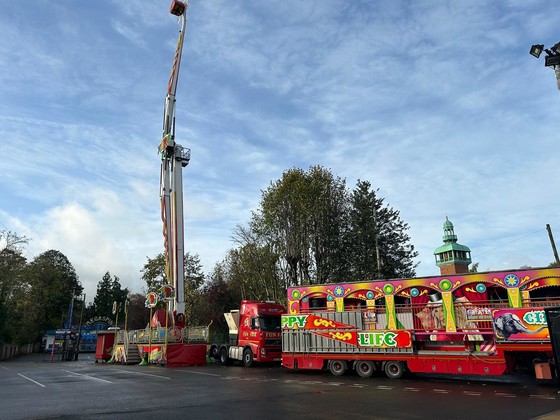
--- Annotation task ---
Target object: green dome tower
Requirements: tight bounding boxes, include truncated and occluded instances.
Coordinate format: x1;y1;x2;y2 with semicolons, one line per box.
434;217;472;275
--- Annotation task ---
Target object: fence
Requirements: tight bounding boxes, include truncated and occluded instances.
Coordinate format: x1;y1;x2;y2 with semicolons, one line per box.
0;343;40;361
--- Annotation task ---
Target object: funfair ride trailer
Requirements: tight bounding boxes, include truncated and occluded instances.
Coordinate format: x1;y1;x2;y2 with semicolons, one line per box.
282;267;560;380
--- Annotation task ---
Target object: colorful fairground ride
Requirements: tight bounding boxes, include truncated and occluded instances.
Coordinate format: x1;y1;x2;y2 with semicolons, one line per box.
107;286;209;367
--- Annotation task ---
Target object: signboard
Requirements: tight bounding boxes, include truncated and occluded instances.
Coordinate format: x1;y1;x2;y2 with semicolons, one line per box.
311;329;412;348
466;307;492;321
492;308;548;342
281;314;354;330
357;330;412;348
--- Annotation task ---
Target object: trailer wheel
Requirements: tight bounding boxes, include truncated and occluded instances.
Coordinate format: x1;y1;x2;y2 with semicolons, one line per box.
243;348;254;367
219;347;230;365
384;361;405;379
355;360;375;378
329;360;347;376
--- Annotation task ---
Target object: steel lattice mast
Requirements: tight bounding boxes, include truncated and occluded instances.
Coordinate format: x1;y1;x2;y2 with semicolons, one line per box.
159;0;190;320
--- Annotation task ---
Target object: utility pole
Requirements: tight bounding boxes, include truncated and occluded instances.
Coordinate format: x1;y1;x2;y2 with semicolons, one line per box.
74;294;85;361
67;288;75;329
546;224;560;265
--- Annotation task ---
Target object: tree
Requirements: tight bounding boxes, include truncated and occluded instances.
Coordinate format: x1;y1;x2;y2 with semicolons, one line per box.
92;272;129;323
0;229;29;252
125;293;151;330
198;262;242;341
247;167;417;289
256;165;347;286
231;224;283;301
24;250;82;342
0;248;27;344
140;252;205;325
347;180;418;280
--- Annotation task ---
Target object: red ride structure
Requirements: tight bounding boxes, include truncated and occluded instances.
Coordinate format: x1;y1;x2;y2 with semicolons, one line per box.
281;267;560;380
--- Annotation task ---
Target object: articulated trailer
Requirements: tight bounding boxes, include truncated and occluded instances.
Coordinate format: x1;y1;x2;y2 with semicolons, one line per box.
282;267;560;380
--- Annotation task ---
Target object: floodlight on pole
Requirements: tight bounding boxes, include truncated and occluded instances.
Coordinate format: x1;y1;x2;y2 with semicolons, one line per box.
530;42;560;92
530;44;544;58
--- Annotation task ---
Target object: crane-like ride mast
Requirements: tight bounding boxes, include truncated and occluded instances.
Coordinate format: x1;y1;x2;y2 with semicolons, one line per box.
159;0;190;324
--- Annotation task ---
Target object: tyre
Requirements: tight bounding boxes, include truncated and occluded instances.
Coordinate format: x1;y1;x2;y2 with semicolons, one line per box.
209;345;219;360
243;348;254;367
355;360;375;378
329;360;347;376
384;361;405;379
219;347;230;365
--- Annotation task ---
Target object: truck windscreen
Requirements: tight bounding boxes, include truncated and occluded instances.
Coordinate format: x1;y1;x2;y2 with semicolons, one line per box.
258;316;281;332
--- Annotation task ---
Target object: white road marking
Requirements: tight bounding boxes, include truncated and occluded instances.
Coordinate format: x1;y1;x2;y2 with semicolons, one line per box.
376;385;394;390
463;391;482;396
404;387;420;392
325;382;343;386
0;366;8;371
110;368;171;380
18;373;45;388
176;370;220;377
350;384;367;388
530;395;556;400
433;389;450;394
64;370;112;384
495;392;516;398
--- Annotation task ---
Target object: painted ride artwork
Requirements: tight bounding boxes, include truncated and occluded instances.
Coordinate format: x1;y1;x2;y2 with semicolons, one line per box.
281;267;560;381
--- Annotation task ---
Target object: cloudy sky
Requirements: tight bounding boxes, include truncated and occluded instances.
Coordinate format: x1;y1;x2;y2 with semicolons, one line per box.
1;0;559;303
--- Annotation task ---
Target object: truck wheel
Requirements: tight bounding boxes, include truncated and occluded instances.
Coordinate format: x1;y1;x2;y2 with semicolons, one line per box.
243;348;254;367
384;361;404;379
329;360;347;376
209;345;219;360
219;347;230;365
355;360;375;378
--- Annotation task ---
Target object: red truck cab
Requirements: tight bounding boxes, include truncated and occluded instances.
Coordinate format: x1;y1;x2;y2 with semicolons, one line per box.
212;300;284;366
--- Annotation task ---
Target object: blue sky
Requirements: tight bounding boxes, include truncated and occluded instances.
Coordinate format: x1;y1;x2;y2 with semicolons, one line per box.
1;0;560;302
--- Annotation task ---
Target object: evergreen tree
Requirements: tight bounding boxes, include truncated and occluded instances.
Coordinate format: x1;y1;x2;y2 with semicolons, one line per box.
347;180;418;280
92;272;129;323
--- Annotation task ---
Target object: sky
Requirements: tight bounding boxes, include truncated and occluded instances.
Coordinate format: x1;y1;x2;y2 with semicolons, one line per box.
1;0;560;303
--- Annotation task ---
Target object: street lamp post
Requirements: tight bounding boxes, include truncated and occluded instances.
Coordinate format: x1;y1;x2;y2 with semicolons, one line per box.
530;42;560;92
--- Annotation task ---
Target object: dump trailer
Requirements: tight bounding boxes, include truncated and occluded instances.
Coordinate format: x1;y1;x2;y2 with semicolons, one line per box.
210;300;284;367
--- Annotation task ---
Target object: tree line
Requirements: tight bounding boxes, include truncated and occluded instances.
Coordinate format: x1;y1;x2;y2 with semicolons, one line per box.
0;166;419;344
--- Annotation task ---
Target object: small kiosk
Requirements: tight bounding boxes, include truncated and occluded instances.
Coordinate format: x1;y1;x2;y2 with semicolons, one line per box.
95;330;116;362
